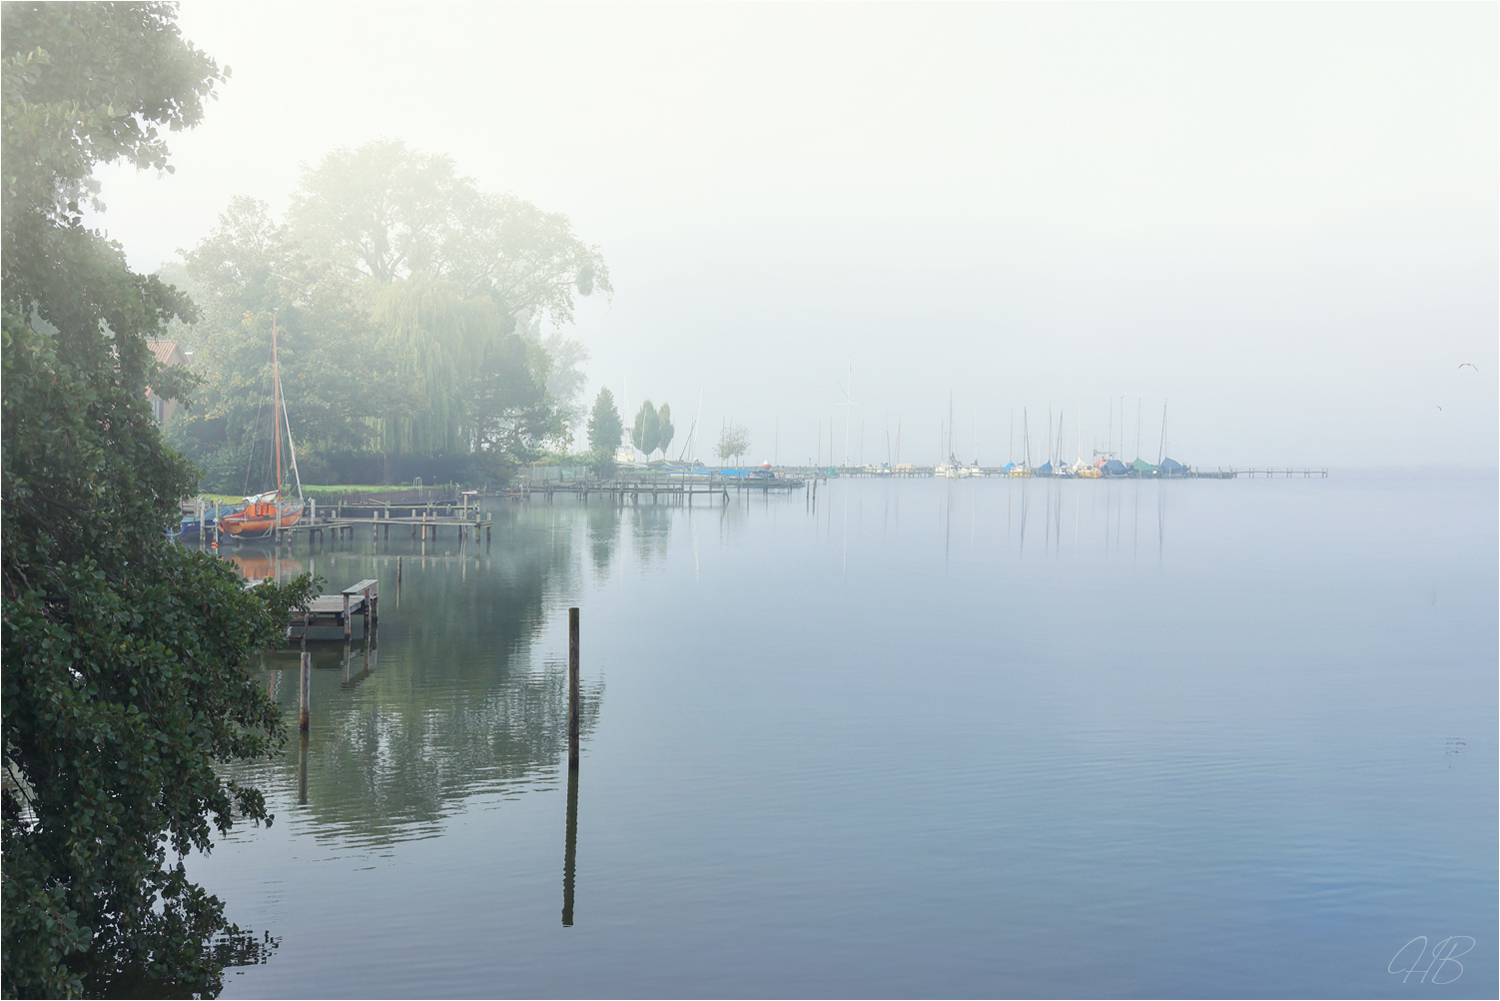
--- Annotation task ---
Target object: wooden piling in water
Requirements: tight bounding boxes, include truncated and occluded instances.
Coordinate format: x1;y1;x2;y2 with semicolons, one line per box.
568;607;580;770
299;651;311;731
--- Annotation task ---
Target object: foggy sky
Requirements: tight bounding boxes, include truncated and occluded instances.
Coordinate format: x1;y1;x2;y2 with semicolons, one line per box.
92;2;1498;468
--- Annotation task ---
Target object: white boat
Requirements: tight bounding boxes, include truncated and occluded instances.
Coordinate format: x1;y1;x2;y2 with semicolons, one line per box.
935;455;977;478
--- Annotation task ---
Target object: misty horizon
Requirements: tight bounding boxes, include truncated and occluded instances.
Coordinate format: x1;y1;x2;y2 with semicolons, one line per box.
89;2;1496;469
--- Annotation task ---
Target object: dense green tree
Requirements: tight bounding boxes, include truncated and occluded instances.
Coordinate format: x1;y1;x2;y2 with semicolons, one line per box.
632;399;661;457
2;5;313;995
288;139;611;323
628;400;675;459
656;402;675;459
162;139;611;483
169;198;410;491
586;387;623;474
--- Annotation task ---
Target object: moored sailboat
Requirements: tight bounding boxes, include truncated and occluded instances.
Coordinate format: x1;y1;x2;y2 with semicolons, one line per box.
220;312;304;539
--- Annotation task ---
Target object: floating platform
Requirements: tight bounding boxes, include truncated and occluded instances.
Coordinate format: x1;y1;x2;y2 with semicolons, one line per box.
290;578;379;640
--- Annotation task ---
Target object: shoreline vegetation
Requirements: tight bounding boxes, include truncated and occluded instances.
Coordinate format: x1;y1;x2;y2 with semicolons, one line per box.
3;0;618;985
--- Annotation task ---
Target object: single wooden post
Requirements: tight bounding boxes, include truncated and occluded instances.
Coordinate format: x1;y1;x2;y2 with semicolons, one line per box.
568;607;580;770
343;592;352;640
299;651;311;731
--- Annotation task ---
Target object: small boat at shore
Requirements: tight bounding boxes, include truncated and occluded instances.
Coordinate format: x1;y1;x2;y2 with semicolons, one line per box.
219;491;304;538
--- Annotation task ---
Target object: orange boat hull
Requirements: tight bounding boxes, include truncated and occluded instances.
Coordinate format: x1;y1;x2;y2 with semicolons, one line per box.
220;502;304;536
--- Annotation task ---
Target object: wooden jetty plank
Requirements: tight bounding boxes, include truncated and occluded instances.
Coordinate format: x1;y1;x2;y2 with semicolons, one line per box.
289;579;379;640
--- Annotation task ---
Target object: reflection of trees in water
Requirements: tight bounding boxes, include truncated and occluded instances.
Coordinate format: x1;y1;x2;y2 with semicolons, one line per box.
222;509;603;847
283;666;604;847
716;492;752;546
81;927;279;999
630;504;672;568
586;503;622;579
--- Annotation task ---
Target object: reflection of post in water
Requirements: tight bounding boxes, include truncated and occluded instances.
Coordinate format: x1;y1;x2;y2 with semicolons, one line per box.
299;651;310;731
563;606;581;926
297;732;309;806
562;757;579;927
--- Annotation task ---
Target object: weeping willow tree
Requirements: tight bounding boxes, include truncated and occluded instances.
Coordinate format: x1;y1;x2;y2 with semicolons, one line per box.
372;275;498;455
371;275;562;471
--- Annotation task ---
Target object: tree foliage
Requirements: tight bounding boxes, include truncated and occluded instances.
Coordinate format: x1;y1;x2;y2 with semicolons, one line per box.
656;403;675;458
289;139;611;324
586;387;623;474
170;140;608;486
717;423;750;465
169;198;408;492
631;399;663;458
2;5;313;995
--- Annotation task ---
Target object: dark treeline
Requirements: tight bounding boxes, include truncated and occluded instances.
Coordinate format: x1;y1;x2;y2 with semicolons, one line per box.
164;140;609;491
2;4;316;996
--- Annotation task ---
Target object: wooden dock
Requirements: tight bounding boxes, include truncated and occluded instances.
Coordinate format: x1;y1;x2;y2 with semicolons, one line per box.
510;475;808;503
290;578;379;640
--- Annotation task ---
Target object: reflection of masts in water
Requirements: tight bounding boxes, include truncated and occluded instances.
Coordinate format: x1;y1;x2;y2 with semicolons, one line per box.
1158;482;1166;564
1017;482;1029;557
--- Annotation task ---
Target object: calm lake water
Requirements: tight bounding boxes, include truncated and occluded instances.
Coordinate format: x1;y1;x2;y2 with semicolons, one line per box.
196;472;1497;999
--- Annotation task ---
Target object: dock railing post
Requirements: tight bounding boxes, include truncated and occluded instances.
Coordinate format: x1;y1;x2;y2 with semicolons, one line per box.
568;607;580;770
299;651;311;731
343;592;351;640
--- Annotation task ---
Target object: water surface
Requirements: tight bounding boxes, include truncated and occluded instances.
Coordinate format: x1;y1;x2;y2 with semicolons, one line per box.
199;472;1497;998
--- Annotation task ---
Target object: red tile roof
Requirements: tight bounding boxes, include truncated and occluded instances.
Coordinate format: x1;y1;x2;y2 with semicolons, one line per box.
146;339;183;365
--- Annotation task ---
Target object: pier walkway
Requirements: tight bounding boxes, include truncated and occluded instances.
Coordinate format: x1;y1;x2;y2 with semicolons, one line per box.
290;578;379;641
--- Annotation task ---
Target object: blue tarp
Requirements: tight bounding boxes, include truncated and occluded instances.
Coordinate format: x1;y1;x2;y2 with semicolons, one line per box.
1102;459;1129;475
1158;457;1187;475
1037;461;1054;475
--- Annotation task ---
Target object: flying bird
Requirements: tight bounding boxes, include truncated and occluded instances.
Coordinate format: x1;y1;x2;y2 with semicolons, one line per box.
1459;362;1478;371
1436;405;1443;411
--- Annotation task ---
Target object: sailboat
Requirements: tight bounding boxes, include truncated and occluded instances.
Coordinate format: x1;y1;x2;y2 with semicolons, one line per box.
220;312;305;539
934;393;976;478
